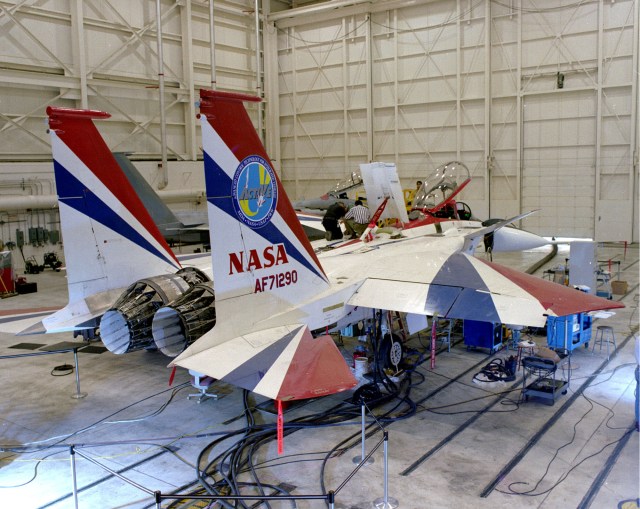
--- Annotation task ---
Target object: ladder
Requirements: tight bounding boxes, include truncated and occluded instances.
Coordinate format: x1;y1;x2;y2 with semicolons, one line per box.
387;311;407;342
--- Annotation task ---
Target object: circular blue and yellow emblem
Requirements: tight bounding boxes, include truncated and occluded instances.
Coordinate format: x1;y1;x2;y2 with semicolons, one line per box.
231;155;278;228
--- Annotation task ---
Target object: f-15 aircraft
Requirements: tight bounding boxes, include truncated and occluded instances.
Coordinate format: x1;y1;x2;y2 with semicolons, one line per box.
170;89;623;402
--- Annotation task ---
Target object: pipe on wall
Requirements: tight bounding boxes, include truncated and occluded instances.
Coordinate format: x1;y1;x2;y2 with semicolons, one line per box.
0;195;58;211
0;189;205;212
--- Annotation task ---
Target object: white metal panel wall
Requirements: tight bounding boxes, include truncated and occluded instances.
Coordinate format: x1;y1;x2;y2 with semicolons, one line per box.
276;17;371;199
0;0;257;163
271;0;638;241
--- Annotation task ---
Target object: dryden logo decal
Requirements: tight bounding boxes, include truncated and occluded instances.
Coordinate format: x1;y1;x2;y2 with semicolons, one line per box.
232;155;278;228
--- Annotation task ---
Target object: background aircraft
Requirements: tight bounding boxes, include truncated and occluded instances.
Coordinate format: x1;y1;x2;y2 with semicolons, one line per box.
113;152;209;247
293;172;361;211
170;89;623;402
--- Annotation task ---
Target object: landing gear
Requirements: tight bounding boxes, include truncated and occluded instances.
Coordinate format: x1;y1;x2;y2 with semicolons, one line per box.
377;332;404;371
73;327;99;341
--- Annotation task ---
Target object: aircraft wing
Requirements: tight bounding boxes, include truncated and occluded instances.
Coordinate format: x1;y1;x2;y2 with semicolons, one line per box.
347;251;623;327
173;324;357;401
295;211;328;241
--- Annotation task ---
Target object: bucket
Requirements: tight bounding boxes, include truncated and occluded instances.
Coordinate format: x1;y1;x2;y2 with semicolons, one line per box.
354;357;368;378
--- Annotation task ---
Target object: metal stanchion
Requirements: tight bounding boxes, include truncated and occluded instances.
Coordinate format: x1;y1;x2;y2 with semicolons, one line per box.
352;401;374;465
373;432;398;509
71;347;87;399
68;445;332;507
70;445;79;509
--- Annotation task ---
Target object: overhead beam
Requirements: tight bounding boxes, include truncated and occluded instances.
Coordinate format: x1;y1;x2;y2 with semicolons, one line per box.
270;0;441;29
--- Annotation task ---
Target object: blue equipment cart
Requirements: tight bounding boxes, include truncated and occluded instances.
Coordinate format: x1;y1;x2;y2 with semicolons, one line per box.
546;313;592;352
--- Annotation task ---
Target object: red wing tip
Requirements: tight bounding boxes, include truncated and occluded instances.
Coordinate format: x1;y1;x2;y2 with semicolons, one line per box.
46;106;111;120
200;89;261;104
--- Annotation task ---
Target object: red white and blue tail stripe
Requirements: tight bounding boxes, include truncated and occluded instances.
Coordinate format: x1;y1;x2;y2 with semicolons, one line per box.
47;107;180;302
197;90;328;302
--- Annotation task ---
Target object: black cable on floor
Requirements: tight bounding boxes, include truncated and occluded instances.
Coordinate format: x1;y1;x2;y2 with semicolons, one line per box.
51;363;74;376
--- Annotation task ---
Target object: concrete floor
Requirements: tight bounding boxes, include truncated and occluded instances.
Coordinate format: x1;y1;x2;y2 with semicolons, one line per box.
0;242;638;509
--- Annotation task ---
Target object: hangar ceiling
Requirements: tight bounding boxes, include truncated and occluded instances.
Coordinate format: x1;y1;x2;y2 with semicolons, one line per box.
0;0;258;162
0;0;637;241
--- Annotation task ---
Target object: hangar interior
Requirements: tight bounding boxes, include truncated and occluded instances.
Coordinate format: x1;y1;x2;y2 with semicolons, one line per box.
0;1;638;508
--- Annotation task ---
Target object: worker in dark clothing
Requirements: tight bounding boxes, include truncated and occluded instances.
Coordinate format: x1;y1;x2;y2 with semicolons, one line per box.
322;201;347;240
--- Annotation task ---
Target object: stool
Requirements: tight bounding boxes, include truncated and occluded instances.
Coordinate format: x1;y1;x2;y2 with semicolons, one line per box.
436;319;453;353
187;370;218;404
508;327;523;351
516;340;536;371
591;325;616;360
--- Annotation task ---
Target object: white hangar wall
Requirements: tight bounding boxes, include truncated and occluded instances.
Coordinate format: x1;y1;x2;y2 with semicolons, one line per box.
0;0;259;161
0;0;258;257
0;0;637;245
266;0;638;241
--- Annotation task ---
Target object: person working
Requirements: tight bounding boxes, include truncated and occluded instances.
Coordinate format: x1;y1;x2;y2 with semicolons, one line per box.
322;201;347;240
407;180;423;207
343;200;370;239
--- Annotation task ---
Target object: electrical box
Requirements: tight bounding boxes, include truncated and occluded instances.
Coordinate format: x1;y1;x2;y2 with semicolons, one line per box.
15;229;24;247
49;230;60;244
547;313;592;352
464;320;503;353
27;227;46;244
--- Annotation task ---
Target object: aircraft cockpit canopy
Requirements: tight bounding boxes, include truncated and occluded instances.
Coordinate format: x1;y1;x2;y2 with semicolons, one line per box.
413;161;470;210
330;172;363;197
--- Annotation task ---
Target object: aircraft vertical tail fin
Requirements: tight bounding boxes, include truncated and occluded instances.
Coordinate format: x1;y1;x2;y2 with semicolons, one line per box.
198;90;329;308
46;107;181;303
171;90;350;398
113;152;185;234
172;90;356;398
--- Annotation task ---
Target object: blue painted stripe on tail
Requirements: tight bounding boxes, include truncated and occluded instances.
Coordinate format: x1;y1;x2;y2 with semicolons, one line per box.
204;152;326;282
54;161;180;270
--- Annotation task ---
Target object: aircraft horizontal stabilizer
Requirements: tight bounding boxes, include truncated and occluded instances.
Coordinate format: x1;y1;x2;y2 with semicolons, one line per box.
0;309;58;335
0;287;126;336
173;324;357;401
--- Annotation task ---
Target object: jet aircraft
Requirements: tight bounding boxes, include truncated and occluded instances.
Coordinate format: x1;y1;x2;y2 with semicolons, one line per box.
2;94;624;403
169;89;623;402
